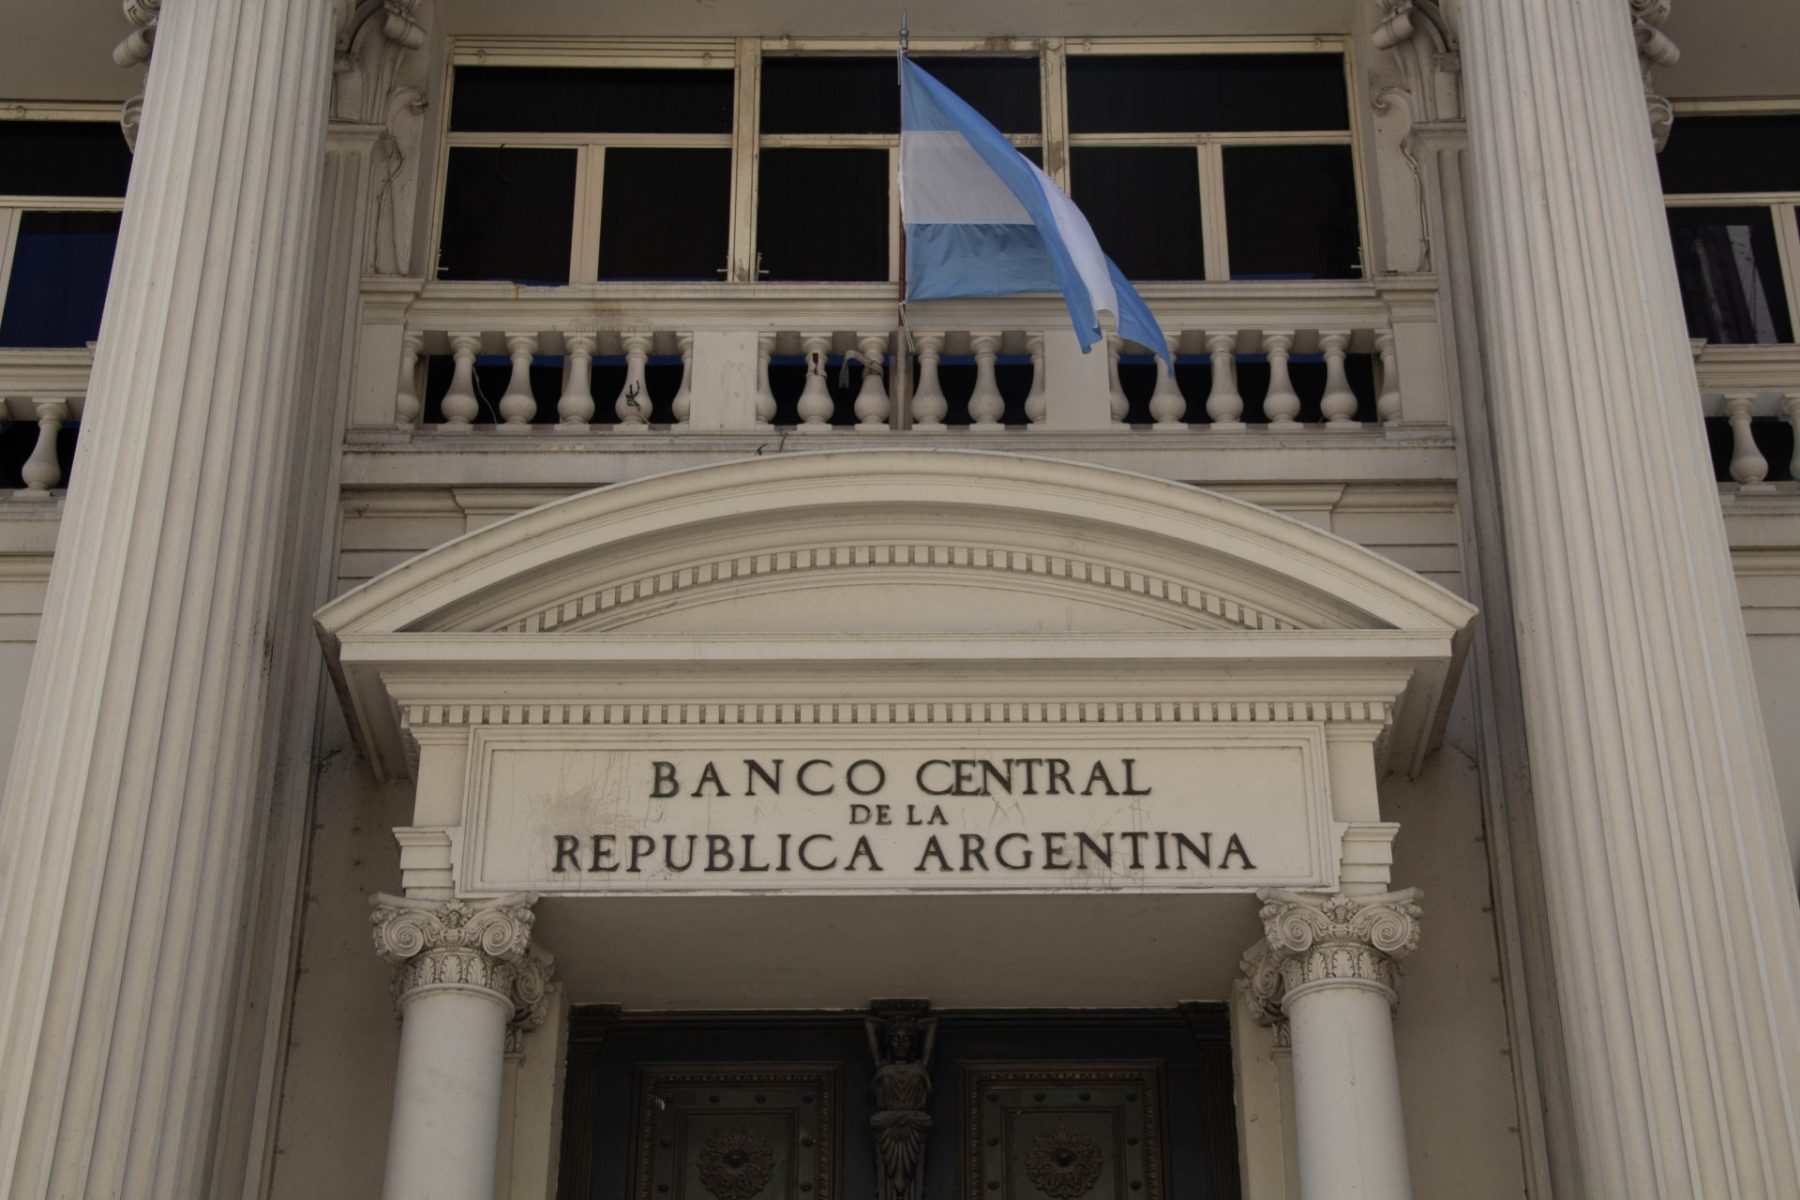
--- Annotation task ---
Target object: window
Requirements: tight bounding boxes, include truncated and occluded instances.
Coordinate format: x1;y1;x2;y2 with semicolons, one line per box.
438;66;734;283
432;43;1364;287
1067;53;1360;280
0;118;131;347
755;55;1040;281
1660;113;1800;345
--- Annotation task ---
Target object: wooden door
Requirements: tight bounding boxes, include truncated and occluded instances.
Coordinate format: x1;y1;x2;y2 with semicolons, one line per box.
557;1008;1240;1200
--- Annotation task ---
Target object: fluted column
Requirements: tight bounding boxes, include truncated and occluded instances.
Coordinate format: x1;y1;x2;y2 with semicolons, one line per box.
371;894;554;1200
0;2;337;1196
1461;2;1800;1195
1241;889;1422;1200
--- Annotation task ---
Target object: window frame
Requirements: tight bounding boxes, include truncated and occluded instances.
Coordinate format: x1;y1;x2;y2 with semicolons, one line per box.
428;36;1372;288
1061;40;1366;282
1662;102;1800;344
0;105;128;337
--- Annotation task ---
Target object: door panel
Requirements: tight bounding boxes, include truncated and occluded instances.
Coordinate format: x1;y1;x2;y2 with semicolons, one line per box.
633;1065;840;1200
963;1063;1165;1200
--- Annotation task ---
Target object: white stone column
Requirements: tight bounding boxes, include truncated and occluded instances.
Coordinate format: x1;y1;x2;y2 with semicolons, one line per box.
1242;889;1422;1200
0;1;337;1196
1460;3;1800;1195
371;894;554;1200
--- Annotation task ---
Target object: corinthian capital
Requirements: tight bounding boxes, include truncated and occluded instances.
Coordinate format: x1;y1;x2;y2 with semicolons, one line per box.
370;893;554;1035
1240;888;1423;1023
1629;0;1680;151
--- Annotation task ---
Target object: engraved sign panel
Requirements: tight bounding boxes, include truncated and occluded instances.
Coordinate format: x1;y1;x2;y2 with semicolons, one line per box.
460;726;1336;895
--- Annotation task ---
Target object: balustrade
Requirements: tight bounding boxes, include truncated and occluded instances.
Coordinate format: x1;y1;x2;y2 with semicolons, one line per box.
1689;342;1800;489
9;299;1800;511
1698;388;1800;490
0;349;90;500
382;323;1441;435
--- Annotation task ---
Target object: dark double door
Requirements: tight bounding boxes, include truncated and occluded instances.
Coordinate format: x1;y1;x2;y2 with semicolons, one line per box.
557;1008;1241;1200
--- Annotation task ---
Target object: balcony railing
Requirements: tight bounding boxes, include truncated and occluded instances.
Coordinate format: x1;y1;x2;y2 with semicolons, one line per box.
11;290;1800;505
1693;341;1800;491
350;278;1451;438
0;348;89;499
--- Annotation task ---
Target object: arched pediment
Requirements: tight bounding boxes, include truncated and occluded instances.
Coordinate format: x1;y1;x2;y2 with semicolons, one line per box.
316;450;1475;780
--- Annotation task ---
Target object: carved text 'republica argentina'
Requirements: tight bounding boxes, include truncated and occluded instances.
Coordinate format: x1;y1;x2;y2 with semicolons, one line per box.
548;755;1257;878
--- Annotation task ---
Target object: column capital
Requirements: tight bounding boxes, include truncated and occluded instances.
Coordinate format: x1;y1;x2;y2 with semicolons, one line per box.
370;893;555;1035
1629;0;1679;151
1241;888;1424;1020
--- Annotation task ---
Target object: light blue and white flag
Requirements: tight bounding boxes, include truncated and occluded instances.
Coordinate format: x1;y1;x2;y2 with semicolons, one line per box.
898;56;1170;362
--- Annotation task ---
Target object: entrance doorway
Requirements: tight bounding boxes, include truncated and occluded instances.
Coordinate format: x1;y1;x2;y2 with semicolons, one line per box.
556;1007;1241;1200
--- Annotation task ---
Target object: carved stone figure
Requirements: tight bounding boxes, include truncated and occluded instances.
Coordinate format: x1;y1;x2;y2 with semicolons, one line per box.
866;1003;937;1200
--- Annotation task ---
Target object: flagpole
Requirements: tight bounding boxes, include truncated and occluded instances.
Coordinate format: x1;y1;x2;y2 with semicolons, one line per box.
895;12;914;425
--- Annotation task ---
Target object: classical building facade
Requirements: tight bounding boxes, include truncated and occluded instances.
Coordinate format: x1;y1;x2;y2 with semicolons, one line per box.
2;1;1799;1198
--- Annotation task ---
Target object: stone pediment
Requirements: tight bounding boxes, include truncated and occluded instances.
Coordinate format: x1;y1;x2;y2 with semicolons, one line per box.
316;450;1476;781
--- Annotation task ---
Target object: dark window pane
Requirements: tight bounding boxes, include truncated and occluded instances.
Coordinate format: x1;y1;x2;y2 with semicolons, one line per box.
762;58;898;134
1070;147;1203;280
1666;206;1794;344
761;56;1038;135
438;147;576;284
1660;115;1800;195
757;149;888;281
450;67;732;133
0;121;132;196
915;57;1040;135
0;210;120;347
1224;145;1361;280
1068;54;1348;134
598;149;730;280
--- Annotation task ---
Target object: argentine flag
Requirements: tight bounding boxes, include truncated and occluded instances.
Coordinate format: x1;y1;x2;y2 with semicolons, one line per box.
899;56;1170;363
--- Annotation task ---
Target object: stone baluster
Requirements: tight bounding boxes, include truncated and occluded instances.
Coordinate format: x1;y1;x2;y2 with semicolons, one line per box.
1106;334;1127;425
614;332;652;431
372;894;554;1200
497;333;538;429
13;398;69;498
671;334;694;428
1785;391;1800;481
968;332;1005;429
441;332;481;429
853;332;890;431
394;331;423;429
1147;337;1186;429
911;333;948;430
1319;331;1358;429
1723;392;1769;488
1262;332;1302;429
1374;330;1403;425
796;333;835;430
1204;331;1244;430
755;333;777;428
1242;889;1423;1200
556;333;596;431
1023;334;1047;427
